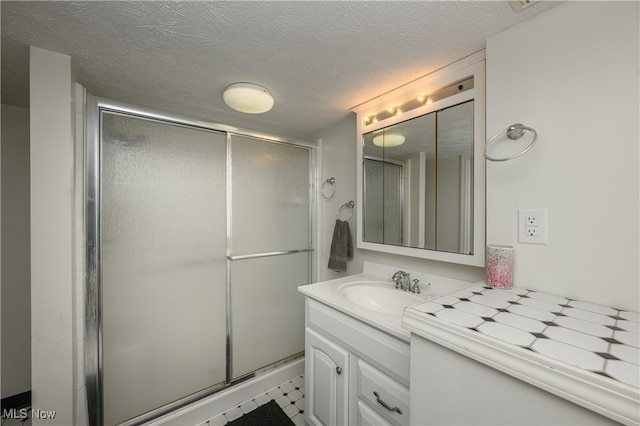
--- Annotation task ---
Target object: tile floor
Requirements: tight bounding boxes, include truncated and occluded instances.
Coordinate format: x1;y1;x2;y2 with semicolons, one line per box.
206;375;306;426
1;376;306;426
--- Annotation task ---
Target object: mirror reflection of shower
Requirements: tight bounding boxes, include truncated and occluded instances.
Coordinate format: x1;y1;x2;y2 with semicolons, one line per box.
362;100;474;254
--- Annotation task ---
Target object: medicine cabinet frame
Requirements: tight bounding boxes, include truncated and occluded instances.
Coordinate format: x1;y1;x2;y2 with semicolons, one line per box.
352;51;485;267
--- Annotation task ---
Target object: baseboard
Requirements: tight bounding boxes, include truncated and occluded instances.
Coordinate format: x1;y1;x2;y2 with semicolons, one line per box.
1;391;31;413
149;359;304;426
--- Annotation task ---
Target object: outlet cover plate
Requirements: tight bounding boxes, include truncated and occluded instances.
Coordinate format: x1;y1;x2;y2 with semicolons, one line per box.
518;209;548;244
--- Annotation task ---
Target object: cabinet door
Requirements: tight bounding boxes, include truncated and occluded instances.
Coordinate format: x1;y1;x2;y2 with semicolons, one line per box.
305;328;349;426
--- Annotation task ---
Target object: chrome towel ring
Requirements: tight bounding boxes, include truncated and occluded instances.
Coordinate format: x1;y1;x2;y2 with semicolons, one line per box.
322;177;336;199
484;123;538;162
337;200;355;221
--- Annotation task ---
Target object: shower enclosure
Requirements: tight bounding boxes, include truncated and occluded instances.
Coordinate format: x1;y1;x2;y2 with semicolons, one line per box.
85;96;316;425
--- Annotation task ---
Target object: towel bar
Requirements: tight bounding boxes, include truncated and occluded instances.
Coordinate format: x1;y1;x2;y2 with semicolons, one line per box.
322;177;336;199
484;123;538;162
337;200;355;221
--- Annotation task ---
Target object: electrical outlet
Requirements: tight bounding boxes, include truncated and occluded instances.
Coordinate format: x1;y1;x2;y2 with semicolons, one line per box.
525;226;538;236
525;215;538;227
519;209;548;244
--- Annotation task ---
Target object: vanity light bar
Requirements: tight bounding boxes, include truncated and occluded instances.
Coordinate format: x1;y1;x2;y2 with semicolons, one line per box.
364;77;474;126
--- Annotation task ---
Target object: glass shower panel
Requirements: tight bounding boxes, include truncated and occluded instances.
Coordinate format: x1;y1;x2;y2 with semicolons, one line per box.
382;162;403;245
230;252;308;380
230;135;310;254
229;135;310;380
101;113;227;425
363;159;384;243
363;159;403;245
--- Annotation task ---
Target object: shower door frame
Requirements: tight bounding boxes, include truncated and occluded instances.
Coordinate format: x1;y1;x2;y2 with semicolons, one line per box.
85;95;318;426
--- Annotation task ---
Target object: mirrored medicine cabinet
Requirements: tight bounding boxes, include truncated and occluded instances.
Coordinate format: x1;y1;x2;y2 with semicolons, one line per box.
352;52;486;266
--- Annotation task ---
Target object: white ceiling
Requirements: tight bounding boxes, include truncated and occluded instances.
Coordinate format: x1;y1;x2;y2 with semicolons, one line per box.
1;1;560;140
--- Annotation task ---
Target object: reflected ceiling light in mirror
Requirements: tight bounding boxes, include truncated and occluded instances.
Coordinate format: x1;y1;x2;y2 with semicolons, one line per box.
223;83;274;114
373;131;405;147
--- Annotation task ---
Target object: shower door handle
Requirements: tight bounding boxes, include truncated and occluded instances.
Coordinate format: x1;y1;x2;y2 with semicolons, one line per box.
227;247;314;261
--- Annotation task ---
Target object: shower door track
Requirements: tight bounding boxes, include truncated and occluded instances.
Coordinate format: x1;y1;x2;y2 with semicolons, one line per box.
86;95;317;426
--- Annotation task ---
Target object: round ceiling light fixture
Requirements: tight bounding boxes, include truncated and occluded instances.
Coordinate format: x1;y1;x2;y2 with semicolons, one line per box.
223;82;274;114
373;131;405;147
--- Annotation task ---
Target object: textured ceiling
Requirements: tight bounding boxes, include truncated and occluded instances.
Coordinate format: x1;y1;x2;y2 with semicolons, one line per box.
1;1;560;139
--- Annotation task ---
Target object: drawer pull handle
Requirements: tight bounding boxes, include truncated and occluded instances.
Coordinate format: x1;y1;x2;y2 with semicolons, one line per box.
336;366;342;375
373;391;403;415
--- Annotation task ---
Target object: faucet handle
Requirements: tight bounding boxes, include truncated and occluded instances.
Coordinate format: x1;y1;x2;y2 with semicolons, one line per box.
411;279;421;294
392;271;405;289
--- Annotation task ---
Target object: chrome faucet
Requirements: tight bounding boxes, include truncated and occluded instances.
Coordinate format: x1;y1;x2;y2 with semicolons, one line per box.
392;271;411;291
392;271;421;294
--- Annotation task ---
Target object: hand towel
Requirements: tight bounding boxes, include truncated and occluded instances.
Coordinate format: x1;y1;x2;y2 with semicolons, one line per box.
328;219;353;272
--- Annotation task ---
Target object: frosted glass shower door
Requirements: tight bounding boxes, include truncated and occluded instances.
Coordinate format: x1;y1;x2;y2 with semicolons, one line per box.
363;159;403;245
229;135;311;380
101;113;227;425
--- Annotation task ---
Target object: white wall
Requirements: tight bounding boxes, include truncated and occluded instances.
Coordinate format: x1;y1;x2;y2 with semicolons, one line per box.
1;105;31;399
317;114;361;281
486;1;639;311
72;83;88;426
30;46;75;425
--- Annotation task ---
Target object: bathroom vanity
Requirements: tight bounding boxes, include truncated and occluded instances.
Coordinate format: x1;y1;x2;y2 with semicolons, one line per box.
298;262;472;425
300;262;640;426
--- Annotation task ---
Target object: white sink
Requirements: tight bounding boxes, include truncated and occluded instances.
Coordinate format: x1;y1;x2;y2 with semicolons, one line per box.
338;281;426;315
298;263;476;340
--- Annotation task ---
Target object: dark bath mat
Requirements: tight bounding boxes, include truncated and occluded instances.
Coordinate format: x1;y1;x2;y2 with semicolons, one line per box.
226;400;295;426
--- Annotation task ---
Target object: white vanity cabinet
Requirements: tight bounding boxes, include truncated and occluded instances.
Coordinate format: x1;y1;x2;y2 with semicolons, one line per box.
410;335;618;425
304;298;411;426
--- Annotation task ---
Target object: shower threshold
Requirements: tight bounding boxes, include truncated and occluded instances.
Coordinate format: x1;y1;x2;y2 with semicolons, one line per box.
138;357;304;426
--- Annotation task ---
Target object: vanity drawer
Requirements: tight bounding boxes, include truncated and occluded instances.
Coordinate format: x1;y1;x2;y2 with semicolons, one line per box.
357;400;392;426
356;358;410;425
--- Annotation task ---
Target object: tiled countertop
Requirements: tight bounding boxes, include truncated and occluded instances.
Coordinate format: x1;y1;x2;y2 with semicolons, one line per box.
402;282;640;425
